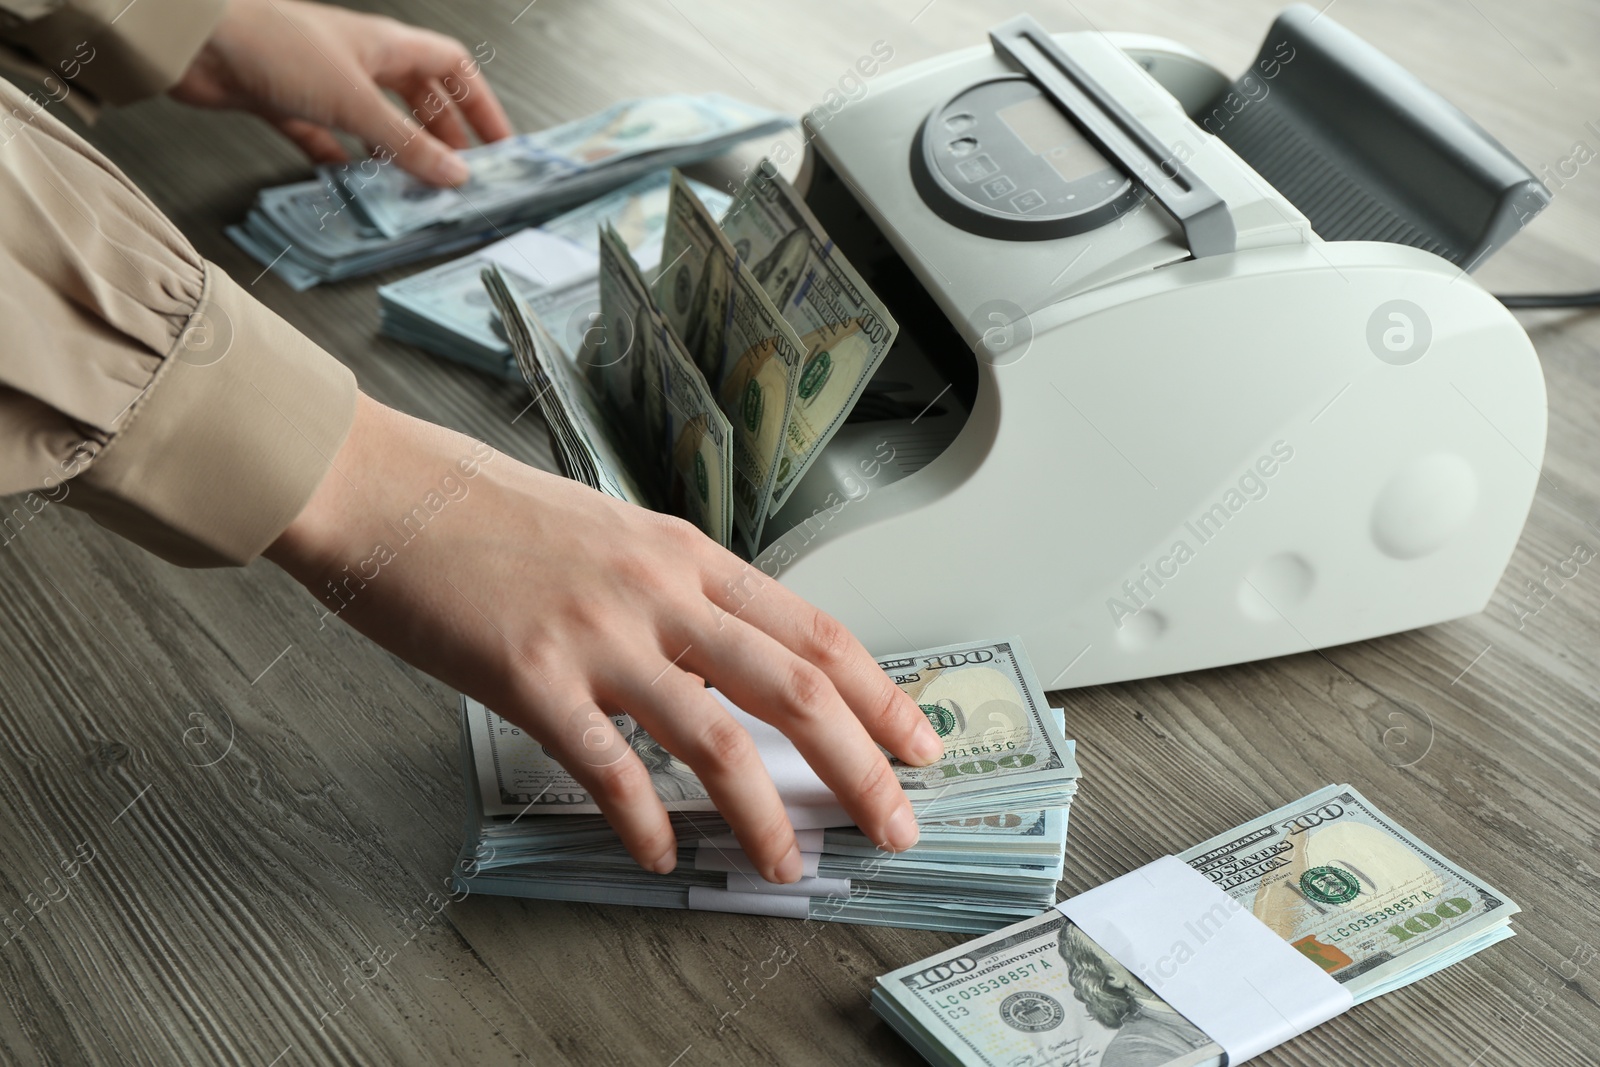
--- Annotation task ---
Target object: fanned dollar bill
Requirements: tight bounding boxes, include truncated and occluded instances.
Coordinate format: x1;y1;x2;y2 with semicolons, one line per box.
873;784;1520;1067
652;170;807;553
661;342;735;546
467;638;1076;821
722;162;899;513
595;223;672;484
477;204;735;545
595;224;733;544
346;94;792;238
482;264;648;506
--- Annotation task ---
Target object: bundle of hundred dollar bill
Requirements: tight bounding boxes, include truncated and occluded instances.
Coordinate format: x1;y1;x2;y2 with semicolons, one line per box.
450;639;1082;933
484;163;897;553
873;784;1520;1066
378;171;732;379
227;94;790;289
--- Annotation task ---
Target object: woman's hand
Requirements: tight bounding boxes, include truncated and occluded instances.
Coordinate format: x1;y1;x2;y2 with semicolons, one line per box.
171;0;511;186
265;395;946;883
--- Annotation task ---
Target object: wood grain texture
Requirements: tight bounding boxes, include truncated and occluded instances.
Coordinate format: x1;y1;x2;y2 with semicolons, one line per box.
3;0;1598;1064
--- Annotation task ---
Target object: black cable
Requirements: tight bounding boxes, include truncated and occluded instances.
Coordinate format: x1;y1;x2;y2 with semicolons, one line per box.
1496;289;1600;309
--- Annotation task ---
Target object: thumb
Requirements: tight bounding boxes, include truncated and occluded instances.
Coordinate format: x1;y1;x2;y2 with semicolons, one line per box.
339;82;470;187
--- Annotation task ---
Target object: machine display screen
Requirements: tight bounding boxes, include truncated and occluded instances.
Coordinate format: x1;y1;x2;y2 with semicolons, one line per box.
995;95;1105;182
916;76;1140;239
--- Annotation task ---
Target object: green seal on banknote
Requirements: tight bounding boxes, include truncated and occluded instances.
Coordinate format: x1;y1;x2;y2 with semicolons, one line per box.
694;451;709;502
920;703;957;738
742;378;764;433
998;991;1063;1032
1300;865;1363;904
799;349;832;399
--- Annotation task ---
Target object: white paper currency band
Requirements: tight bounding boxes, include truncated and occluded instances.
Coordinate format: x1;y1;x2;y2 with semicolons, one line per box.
698;829;826;855
723;874;850;898
688;888;810;919
1057;855;1354;1064
694;844;822;879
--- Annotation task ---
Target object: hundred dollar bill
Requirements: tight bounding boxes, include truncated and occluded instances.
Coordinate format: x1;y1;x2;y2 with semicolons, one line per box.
595;224;733;544
345;142;576;237
721;163;899;513
876;638;1077;806
522;167;733;268
347;94;791;237
467;638;1076;820
535;94;788;168
596;223;670;482
482;264;648;506
379;172;734;377
662;341;735;547
873;784;1520;1067
652;170;806;552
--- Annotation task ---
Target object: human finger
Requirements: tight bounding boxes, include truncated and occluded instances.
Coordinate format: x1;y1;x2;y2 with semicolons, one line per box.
705;564;944;768
266;115;350;165
337;80;469;186
375;28;513;144
674;612;922;853
404;78;471;150
447;63;513;143
518;694;680;874
606;663;804;884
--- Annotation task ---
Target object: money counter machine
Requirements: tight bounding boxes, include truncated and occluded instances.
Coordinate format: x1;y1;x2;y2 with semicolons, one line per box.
763;5;1551;688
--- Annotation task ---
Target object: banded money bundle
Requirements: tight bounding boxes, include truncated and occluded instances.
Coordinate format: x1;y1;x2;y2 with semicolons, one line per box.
226;95;790;289
377;172;731;379
873;785;1521;1066
484;164;898;554
450;640;1082;933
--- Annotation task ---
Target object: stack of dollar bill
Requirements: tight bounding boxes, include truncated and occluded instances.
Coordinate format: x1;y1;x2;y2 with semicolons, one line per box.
450;639;1083;934
873;784;1521;1066
226;94;791;290
377;171;731;378
485;163;898;553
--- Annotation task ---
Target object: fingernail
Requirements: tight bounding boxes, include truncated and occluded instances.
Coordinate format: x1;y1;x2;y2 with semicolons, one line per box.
436;152;470;185
650;849;677;875
910;725;945;766
773;843;803;884
885;805;919;851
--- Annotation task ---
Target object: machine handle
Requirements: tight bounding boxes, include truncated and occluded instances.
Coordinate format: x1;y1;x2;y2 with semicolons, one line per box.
989;15;1237;258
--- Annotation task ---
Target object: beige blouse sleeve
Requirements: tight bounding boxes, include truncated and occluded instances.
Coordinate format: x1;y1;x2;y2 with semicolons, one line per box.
0;77;356;566
0;0;225;105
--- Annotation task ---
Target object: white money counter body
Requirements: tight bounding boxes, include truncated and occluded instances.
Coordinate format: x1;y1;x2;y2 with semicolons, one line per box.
764;9;1549;688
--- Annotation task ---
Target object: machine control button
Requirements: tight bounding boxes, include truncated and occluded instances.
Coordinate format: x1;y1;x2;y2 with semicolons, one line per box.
981;175;1018;199
955;153;1000;182
1010;189;1047;213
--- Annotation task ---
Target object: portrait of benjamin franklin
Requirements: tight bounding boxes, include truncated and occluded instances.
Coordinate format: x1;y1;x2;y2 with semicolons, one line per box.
683;253;730;382
1056;925;1213;1067
748;229;811;311
629;729;702;803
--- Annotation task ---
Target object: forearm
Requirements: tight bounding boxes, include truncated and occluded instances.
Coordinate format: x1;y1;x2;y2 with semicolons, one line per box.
0;76;356;565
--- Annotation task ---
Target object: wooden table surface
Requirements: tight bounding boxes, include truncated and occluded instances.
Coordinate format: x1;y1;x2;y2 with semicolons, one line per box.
3;0;1597;1063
